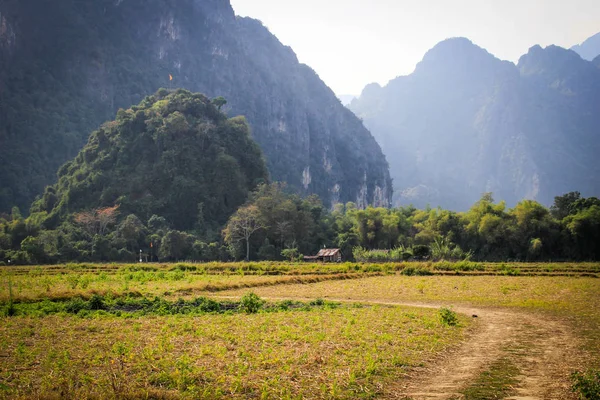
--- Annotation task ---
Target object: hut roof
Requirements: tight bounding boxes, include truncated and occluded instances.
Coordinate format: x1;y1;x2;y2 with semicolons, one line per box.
316;248;341;257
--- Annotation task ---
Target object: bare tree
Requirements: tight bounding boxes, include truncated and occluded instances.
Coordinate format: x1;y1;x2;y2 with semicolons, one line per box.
223;205;265;261
74;205;120;236
74;210;97;236
98;205;120;235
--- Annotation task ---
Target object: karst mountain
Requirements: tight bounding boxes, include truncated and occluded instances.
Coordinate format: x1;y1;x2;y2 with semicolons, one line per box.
350;38;600;209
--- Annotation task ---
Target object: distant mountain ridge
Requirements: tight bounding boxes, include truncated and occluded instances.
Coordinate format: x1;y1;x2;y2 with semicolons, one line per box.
571;32;600;61
350;37;600;209
0;0;391;214
338;94;357;106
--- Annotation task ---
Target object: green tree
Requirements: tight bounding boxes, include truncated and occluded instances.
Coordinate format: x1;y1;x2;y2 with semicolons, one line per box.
211;96;227;110
281;247;300;261
117;214;147;252
159;230;192;261
550;191;581;220
564;205;600;260
20;236;43;263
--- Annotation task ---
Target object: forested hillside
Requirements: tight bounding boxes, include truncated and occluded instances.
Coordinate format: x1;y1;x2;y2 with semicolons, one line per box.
350;38;600;210
0;90;270;263
0;0;391;214
31;89;268;232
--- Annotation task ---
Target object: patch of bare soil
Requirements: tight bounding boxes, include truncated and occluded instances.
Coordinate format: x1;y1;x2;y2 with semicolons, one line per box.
378;302;582;400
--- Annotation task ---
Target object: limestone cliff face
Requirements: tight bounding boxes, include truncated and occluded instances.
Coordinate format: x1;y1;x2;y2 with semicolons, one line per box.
350;38;600;209
0;11;16;51
0;0;391;212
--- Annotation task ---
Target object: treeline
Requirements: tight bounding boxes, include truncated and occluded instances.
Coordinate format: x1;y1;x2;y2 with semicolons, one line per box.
0;186;599;264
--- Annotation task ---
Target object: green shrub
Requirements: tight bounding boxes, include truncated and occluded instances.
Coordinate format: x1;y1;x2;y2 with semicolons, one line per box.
5;278;16;316
88;294;105;310
353;246;407;263
435;260;485;272
277;300;295;311
412;245;430;258
239;292;265;314
2;302;16;317
64;297;87;314
499;263;521;276
364;264;383;273
454;260;484;271
310;298;325;306
172;263;196;272
401;267;433;276
169;270;186;281
193;297;221;313
439;307;459;326
65;274;81;289
36;300;62;316
572;369;600;399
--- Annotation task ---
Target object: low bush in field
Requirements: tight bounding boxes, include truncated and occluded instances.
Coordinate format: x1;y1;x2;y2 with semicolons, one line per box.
439;307;459;326
2;292;340;318
434;260;485;272
353;247;410;262
572;369;600;399
499;263;521;276
401;266;433;276
239;292;265;314
171;263;197;272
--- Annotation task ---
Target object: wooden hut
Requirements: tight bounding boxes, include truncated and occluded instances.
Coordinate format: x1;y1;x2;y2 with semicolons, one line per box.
304;248;342;263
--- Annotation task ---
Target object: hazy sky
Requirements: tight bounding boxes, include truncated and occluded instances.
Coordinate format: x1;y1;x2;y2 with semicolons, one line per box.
230;0;600;95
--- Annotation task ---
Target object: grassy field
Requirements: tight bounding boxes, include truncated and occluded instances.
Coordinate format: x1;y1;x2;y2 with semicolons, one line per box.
0;269;373;303
0;297;467;399
1;260;597;302
4;260;599;278
219;275;600;355
1;262;599;399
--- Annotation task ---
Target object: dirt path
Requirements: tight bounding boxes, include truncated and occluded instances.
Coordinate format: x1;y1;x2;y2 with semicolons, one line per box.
385;302;581;399
219;296;582;399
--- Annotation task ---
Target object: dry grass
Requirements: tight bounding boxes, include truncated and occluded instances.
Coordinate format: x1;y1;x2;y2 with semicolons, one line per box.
0;305;468;399
215;274;599;310
218;275;600;368
2;261;598;303
0;268;375;303
4;261;598;277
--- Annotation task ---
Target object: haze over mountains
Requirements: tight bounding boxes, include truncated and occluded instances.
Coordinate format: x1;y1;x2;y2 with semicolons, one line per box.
350;36;600;209
571;32;600;61
0;0;391;214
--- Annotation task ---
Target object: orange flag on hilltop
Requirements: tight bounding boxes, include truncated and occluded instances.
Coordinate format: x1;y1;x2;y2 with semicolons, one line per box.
169;74;173;81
